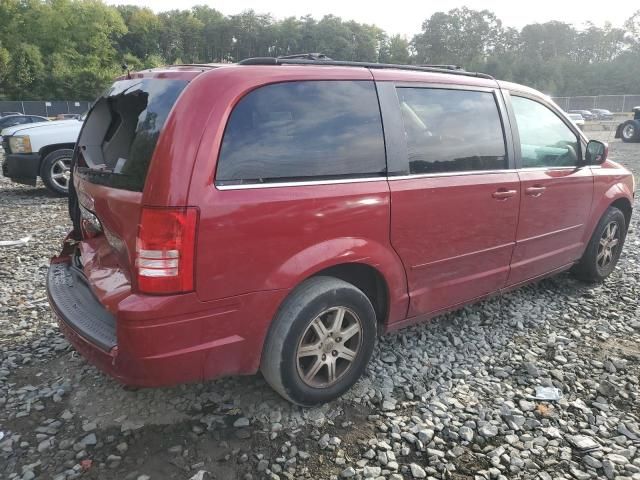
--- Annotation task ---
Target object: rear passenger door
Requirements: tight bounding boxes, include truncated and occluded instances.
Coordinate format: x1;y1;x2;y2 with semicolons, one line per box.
505;93;593;286
380;83;520;317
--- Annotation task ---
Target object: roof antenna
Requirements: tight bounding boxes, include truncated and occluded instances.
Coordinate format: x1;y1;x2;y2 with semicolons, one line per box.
121;63;131;80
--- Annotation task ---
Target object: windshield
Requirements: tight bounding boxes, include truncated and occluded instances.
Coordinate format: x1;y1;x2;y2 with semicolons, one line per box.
75;78;188;192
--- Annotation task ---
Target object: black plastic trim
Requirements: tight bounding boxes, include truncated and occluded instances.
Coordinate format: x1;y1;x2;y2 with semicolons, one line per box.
47;260;116;351
375;81;409;176
2;152;41;181
237;57;494;80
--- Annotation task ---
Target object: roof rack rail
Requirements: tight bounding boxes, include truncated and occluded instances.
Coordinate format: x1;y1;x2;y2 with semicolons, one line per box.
278;53;332;61
237;55;494;80
418;64;464;71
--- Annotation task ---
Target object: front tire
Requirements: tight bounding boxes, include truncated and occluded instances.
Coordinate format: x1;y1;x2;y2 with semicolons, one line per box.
261;276;377;406
620;120;640;143
40;149;73;195
573;207;627;282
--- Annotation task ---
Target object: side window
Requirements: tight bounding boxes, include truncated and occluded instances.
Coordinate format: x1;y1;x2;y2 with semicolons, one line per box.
7;117;29;127
511;96;579;168
396;87;507;175
216;81;385;185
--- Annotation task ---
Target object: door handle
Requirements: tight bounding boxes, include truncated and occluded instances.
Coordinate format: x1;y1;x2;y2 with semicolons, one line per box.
492;189;517;200
525;185;547;196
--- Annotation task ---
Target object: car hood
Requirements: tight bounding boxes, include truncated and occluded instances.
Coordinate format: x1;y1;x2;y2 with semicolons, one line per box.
1;119;82;136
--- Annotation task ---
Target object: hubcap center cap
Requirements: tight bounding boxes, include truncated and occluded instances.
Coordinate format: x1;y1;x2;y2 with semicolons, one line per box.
323;339;335;353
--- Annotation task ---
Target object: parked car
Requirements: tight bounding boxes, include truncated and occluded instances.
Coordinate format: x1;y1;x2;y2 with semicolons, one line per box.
46;58;635;406
54;113;82;120
0;111;23;117
1;116;82;194
567;113;585;128
615;107;640;143
0;114;48;131
591;108;614;120
569;109;596;121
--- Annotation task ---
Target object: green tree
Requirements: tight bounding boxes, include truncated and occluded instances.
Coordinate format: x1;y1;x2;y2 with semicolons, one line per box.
412;7;503;67
1;2;640;100
8;43;45;99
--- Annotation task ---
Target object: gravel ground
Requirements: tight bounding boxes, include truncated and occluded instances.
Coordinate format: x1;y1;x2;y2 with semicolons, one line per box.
1;133;639;480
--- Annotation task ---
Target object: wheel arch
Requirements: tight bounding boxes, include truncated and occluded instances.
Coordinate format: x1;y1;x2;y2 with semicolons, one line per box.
270;238;409;328
39;143;76;160
584;184;634;248
309;263;389;331
610;197;633;232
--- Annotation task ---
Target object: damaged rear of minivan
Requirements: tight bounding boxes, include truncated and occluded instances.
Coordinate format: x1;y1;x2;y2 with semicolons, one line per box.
46;67;220;386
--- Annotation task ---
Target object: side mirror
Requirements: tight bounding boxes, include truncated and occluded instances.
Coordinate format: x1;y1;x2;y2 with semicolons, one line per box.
585;140;608;165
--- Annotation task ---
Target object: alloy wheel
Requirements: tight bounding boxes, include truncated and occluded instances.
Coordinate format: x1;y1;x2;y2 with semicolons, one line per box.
296;306;362;388
622;124;635;140
50;157;71;191
597;221;620;268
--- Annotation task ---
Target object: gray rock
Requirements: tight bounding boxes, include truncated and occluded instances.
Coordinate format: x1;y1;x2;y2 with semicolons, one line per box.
519;399;536;412
381;353;397;364
602;460;615;479
606;453;628;465
418;429;435;444
583;455;603;469
363;465;381;477
21;471;36;480
80;433;97;447
382;400;396;411
459;426;474;442
568;435;600;452
233;417;250;428
340;466;356;478
570;467;591;480
37;438;51;452
524;362;541;376
410;463;427;478
479;423;499;438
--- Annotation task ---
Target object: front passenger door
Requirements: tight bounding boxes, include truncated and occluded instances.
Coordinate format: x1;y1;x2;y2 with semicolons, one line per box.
507;94;593;286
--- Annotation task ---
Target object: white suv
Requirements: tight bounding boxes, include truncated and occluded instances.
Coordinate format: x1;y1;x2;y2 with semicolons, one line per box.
1;117;83;195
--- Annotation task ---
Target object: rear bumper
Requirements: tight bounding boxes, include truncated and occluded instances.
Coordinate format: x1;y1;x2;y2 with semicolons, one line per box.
47;248;287;387
2;152;40;185
48;259;117;350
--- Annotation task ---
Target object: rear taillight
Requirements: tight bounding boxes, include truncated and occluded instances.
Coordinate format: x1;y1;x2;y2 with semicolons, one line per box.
135;207;198;294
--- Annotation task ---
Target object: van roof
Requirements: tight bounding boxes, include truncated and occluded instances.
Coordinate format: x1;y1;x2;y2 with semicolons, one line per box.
129;58;558;94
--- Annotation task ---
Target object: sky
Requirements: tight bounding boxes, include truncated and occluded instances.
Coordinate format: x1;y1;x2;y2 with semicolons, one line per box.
105;0;637;37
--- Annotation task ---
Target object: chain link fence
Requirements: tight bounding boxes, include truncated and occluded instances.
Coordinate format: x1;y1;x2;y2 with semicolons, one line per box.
551;95;640;113
3;96;639;116
0;100;92;117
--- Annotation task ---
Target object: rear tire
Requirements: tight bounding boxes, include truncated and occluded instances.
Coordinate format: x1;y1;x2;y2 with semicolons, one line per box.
40;149;73;195
261;276;377;406
620;120;640;143
572;207;626;282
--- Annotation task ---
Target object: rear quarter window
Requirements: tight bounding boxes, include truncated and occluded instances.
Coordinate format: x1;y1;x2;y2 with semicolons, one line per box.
215;80;386;185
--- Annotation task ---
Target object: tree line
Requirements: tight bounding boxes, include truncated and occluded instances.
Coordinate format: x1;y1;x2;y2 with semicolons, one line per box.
1;1;639;101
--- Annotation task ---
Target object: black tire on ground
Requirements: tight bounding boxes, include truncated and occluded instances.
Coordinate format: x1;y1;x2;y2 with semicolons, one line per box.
40;149;73;196
620;120;640;143
261;276;377;406
572;206;627;282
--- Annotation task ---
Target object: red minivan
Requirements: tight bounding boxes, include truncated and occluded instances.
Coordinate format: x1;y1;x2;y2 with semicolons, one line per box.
47;57;635;405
